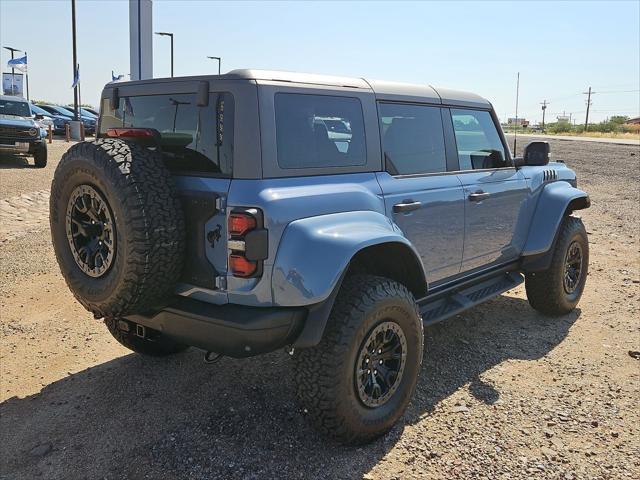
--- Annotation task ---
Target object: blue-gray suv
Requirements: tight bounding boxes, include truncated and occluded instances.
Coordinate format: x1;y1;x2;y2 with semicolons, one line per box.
0;95;48;167
50;70;590;444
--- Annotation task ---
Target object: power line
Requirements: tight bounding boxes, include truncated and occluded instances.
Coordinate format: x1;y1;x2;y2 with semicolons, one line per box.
596;89;640;94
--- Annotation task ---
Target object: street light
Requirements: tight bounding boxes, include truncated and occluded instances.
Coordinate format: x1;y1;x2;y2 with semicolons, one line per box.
155;31;174;77
207;56;221;75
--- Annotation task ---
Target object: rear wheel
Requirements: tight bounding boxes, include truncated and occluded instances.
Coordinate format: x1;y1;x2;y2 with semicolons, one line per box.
104;317;188;357
293;275;424;445
525;216;589;316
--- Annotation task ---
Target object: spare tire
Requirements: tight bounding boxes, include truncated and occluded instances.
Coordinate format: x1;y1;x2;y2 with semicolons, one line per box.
50;138;185;318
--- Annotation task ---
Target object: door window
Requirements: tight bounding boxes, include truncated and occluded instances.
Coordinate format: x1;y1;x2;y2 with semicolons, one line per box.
379;103;447;175
451;109;507;170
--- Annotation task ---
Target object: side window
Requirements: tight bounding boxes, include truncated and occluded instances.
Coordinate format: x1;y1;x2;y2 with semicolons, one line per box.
100;92;234;176
450;109;507;170
275;93;366;169
379;103;446;175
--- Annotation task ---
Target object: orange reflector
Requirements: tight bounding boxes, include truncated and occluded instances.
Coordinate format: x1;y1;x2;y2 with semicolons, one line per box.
230;254;257;277
106;128;157;138
228;213;257;237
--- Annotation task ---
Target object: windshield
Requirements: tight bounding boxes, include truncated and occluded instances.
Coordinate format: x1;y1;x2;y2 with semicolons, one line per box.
0;99;31;117
53;106;74;116
80;108;97;117
30;104;51;116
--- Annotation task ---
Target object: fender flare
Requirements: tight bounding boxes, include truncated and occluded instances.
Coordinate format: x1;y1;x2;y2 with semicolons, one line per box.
521;181;590;271
271;210;426;308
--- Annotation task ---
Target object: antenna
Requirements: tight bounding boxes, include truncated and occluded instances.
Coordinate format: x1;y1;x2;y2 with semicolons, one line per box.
513;72;520;154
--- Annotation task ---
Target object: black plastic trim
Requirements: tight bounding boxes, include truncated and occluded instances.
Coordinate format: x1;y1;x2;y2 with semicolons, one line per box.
127;296;306;358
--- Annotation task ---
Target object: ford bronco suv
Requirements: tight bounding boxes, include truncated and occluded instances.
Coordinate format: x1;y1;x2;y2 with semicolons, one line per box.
0;95;48;168
50;70;590;444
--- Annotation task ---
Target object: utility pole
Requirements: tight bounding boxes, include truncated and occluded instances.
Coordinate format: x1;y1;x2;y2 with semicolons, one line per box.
583;87;595;131
540;100;549;132
513;72;520;153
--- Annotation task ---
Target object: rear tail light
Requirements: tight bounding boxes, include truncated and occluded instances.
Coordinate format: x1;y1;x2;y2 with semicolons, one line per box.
228;209;266;278
229;254;257;278
228;213;257;237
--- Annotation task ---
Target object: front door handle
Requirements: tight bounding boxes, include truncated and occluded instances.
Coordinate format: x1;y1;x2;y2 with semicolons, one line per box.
393;200;422;213
468;191;490;202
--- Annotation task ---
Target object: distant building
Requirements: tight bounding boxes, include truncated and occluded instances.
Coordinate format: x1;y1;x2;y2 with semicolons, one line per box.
507;117;529;127
625;117;640;125
556;115;571;123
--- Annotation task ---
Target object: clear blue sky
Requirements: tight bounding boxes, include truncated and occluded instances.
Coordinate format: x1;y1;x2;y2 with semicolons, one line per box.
1;0;638;123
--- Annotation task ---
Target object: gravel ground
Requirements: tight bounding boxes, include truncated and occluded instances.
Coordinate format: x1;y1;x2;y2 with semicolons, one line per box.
0;137;638;480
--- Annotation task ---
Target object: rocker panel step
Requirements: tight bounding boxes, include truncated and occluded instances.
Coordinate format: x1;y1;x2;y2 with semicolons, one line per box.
419;271;523;326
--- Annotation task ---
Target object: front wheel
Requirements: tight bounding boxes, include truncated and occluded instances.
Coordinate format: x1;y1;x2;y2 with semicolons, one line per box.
525;216;589;316
293;275;424;445
33;144;47;168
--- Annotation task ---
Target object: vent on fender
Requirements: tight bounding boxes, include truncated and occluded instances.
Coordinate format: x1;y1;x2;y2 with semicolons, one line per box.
543;169;558;182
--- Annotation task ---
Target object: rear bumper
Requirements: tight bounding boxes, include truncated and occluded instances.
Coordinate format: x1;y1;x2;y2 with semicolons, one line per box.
126;296;306;358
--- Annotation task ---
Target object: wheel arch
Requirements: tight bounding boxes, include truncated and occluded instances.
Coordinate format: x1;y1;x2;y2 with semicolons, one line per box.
521;181;590;273
346;242;428;299
272;211;428;307
274;211;428;349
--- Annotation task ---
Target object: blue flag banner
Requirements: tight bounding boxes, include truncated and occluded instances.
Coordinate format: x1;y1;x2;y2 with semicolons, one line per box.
71;64;80;89
7;54;27;73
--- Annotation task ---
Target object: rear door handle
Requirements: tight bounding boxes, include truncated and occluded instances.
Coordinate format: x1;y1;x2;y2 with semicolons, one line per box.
393;200;422;213
468;191;490;202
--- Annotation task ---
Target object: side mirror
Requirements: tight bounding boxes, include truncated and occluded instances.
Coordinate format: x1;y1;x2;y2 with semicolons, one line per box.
523;141;550;166
34;113;44;120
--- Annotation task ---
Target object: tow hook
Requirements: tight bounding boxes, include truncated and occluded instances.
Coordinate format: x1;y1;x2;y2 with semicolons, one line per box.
204;351;224;364
286;346;295;356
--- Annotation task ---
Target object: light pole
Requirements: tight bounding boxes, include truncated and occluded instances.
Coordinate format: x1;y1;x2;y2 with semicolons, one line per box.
155;31;174;77
207;56;221;75
3;46;21;96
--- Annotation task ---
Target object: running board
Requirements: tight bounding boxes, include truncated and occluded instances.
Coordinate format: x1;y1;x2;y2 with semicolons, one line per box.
419;271;524;327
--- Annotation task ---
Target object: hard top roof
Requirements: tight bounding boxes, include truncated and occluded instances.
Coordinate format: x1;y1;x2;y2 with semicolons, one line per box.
105;68;491;108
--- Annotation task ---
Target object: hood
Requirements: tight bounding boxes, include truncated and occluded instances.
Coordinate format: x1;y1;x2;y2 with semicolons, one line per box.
0;114;37;128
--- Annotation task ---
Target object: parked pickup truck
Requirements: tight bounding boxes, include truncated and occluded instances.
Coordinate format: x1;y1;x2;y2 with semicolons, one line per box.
0;95;47;167
50;69;590;444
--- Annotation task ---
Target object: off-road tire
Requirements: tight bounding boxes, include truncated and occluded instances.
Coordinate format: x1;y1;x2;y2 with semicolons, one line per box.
293;275;424;445
526;216;589;316
50;138;185;318
104;317;188;356
33;144;47;168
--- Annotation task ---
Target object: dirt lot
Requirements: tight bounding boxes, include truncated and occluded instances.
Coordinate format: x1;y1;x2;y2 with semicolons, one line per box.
1;137;638;480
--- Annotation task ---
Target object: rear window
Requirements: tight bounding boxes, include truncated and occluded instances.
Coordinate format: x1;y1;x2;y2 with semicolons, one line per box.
275;93;366;169
99;92;234;176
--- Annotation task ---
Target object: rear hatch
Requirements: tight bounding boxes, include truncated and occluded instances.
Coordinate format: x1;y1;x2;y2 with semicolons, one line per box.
98;87;235;293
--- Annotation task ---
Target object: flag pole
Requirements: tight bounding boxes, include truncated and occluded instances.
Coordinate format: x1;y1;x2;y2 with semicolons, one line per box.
25;51;29;101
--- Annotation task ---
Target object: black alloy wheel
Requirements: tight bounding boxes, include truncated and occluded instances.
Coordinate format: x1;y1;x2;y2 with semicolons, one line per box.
355;321;408;408
65;184;116;278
